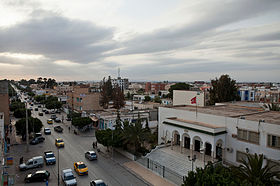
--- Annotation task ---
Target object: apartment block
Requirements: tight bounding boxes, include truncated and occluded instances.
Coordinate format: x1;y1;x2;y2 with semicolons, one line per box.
145;82;166;94
0;80;10;126
67;85;102;113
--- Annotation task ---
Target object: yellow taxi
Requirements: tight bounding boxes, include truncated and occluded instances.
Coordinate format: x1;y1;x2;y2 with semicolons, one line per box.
74;161;88;175
55;138;64;148
47;119;53;124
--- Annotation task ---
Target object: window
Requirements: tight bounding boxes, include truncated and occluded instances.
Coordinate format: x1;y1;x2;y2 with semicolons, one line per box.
237;129;259;144
267;134;280;149
236;151;248;163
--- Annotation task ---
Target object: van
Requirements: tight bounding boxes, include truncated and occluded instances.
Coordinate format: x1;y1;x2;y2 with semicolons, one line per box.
19;156;44;171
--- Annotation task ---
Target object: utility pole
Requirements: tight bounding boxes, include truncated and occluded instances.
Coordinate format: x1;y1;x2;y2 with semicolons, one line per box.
25;102;29;152
57;148;60;186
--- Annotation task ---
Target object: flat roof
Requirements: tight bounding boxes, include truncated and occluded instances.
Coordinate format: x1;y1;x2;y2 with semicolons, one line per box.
168;102;280;125
167;117;222;129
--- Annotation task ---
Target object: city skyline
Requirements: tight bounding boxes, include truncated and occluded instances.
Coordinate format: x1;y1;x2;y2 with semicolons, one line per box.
0;0;280;82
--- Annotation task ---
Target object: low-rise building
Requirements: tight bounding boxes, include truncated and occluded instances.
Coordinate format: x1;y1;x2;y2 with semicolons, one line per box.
0;80;10;126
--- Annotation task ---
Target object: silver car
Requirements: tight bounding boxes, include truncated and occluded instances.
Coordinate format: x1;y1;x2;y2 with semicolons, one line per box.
85;151;97;161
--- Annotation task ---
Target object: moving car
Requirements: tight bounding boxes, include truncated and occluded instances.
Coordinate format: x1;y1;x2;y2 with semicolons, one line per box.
34;108;38;111
44;110;49;114
55;138;64;148
47;119;53;124
38;112;44;116
51;114;57;120
19;156;44;171
25;170;50;183
74;161;88;175
85;151;97;161
55;118;61;123
61;169;77;186
54;126;63;133
66;117;72;121
44;151;56;165
90;180;107;186
56;110;61;114
44;128;51;135
30;136;45;145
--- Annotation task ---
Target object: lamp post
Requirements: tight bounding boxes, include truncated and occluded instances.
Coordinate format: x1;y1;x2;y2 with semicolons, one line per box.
25;102;29;152
188;154;196;172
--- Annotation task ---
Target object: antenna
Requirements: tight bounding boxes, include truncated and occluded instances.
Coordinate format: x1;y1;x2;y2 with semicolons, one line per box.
118;67;120;78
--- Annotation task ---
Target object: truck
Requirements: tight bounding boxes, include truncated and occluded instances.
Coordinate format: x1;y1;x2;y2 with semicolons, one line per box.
44;151;56;165
19;156;44;171
61;169;77;186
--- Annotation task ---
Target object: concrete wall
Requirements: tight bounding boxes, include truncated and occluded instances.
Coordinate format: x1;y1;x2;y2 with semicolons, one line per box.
173;90;205;107
158;107;280;165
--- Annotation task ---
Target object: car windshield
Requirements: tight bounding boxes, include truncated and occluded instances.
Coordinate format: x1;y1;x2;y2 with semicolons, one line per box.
57;139;63;143
90;153;96;156
26;160;32;165
65;174;75;180
46;153;54;158
96;182;106;186
78;164;86;169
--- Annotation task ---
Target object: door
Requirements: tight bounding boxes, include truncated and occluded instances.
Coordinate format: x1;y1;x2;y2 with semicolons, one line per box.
216;146;222;160
184;137;190;149
176;134;180;145
194;140;200;152
205;143;212;156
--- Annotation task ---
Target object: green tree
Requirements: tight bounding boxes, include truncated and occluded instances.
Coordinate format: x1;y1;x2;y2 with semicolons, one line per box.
231;153;280;185
15;117;43;139
72;117;92;129
112;86;125;109
154;96;162;103
34;95;46;104
264;103;280;111
144;96;151;102
168;83;191;98
10;101;25;112
209;74;239;105
96;129;113;151
45;96;62;110
183;162;240;186
14;108;31;118
100;76;113;108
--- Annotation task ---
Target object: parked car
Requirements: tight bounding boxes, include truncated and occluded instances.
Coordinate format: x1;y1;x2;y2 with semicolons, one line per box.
38;105;41;108
66;117;72;121
44;110;49;114
30;136;45;145
85;151;97;161
55;138;64;148
42;108;46;112
61;169;77;186
51;110;56;114
38;112;44;116
90;180;107;186
19;156;44;171
55;118;61;123
44;128;51;135
54;126;63;133
25;170;50;183
34;108;38;111
74;161;88;175
47;119;53;124
56;110;61;114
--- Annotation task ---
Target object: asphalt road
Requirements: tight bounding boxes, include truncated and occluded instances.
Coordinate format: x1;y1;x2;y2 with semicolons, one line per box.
10;90;148;186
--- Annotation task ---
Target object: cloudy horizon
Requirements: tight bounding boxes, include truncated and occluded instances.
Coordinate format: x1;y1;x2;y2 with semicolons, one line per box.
0;0;280;82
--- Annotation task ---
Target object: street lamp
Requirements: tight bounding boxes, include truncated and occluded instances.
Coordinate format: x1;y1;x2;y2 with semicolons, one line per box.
25;102;29;152
188;154;196;172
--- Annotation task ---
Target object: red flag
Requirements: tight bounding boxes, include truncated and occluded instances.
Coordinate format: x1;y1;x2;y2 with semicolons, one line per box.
191;96;196;104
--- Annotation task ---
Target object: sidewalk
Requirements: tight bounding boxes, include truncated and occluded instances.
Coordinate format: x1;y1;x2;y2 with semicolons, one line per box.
96;143;175;186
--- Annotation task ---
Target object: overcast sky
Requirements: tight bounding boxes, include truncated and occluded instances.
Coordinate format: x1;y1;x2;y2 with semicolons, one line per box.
0;0;279;82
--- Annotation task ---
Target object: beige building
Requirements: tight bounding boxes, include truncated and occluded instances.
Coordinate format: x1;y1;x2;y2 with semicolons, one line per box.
67;85;102;113
0;80;10;126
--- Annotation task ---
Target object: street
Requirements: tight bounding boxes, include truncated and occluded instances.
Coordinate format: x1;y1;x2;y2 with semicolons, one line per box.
8;92;148;186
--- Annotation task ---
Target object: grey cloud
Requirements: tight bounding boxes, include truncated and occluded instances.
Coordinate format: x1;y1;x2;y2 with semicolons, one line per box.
0;10;117;63
249;31;280;41
114;0;280;56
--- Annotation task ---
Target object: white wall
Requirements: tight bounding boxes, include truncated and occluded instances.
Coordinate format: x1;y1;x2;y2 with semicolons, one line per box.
173;90;205;107
158;107;280;165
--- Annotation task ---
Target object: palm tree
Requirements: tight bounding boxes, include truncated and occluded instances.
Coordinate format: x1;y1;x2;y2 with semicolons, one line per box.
231;153;280;185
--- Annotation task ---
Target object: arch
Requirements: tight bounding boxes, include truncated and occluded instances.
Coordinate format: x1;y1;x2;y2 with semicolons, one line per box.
172;130;180;145
193;136;203;152
182;133;191;149
165;130;171;142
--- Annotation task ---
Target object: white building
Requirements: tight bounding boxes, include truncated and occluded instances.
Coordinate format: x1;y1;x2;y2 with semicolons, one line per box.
111;77;129;91
173;90;208;107
158;102;280;168
238;87;256;101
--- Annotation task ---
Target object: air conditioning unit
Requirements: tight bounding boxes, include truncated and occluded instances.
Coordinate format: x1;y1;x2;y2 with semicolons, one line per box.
226;147;233;153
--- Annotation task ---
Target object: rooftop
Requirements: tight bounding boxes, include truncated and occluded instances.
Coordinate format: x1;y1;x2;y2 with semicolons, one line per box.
169;102;280;125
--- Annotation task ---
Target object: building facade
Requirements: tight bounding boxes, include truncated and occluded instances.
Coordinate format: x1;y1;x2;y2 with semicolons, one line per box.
158;103;280;168
111;77;129;91
67;85;102;113
145;82;166;94
0;80;10;126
